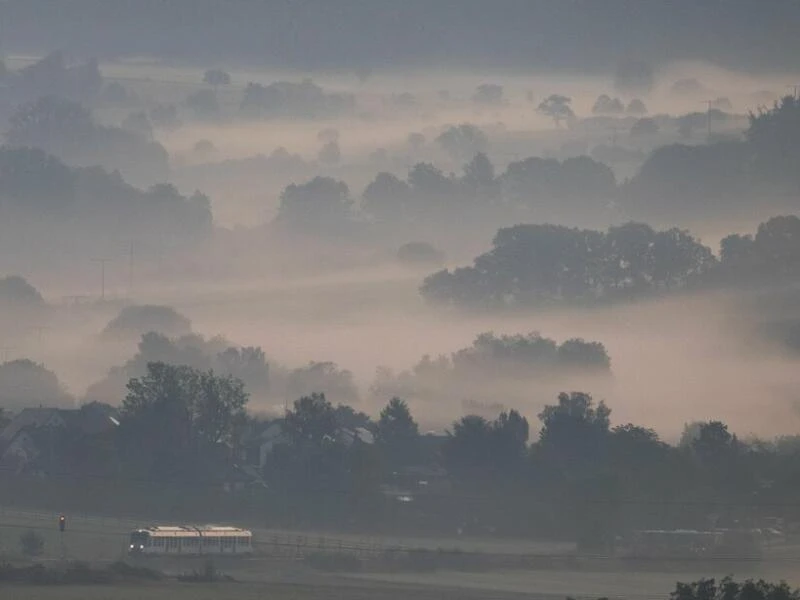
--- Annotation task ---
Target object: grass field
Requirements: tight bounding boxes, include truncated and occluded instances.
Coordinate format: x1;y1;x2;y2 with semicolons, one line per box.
0;505;577;562
4;506;800;600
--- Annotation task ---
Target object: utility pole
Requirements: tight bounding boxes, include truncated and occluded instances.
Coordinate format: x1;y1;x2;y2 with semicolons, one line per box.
28;325;50;346
128;240;134;300
92;258;111;301
702;100;713;141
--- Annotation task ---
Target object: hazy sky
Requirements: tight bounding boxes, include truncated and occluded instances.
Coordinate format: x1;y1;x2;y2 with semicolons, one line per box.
3;0;800;72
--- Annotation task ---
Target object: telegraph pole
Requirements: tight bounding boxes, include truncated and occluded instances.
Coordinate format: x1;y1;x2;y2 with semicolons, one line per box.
702;100;713;141
92;258;111;301
28;326;50;349
128;240;134;300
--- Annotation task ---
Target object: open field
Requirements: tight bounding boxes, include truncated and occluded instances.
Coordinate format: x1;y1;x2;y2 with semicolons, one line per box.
0;505;577;562
5;506;800;600
0;579;553;600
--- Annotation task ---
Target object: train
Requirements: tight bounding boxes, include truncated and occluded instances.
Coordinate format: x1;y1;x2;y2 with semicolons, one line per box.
128;525;253;556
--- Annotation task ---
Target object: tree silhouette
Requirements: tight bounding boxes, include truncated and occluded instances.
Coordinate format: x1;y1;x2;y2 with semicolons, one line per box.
537;95;575;127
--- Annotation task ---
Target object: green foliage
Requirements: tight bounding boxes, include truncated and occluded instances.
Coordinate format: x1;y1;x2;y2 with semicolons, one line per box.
240;79;355;119
123;361;248;446
537;94;575;126
276;176;354;233
442;410;529;479
283;393;338;448
436;123;489;163
0;359;73;412
421;222;715;309
102;304;192;339
0;275;46;307
120;362;248;480
376;398;419;467
747;95;800;188
5;96;169;186
672;577;800;600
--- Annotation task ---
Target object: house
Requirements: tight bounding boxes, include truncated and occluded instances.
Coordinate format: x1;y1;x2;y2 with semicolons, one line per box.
0;405;120;473
239;419;375;471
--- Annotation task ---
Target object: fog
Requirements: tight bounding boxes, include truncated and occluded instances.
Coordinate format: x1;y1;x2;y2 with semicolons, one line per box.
1;49;800;442
7;4;800;595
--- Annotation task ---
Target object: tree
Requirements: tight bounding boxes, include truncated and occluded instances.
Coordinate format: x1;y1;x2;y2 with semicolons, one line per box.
19;530;45;557
275;177;353;233
376;398;419;466
284;361;359;406
318;141;341;165
362;172;412;223
283;393;337;448
625;142;749;218
7;96;95;149
670;577;800;600
203;68;231;86
537;95;575;127
121;362;248;477
537;392;610;464
462;152;496;191
102;305;192;340
0;275;46;308
408;163;452;196
436;124;489;163
442;415;494;475
747;95;800;187
443;410;529;480
592;94;624;115
626;99;648;115
472;84;504;105
214;347;270;398
240;79;355;119
0;359;72;412
6;97;169;187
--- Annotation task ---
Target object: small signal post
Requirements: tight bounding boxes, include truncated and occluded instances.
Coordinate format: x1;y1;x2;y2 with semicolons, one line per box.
59;514;66;559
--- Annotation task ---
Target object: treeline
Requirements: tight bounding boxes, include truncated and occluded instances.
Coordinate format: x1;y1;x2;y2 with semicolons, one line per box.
421;215;800;309
85;324;608;409
0;146;211;273
7;359;800;546
275;96;800;240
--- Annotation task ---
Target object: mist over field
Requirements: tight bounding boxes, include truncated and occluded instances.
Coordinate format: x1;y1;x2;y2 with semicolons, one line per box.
2;47;800;437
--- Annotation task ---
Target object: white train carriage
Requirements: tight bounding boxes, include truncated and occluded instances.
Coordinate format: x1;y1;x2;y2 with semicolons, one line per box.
129;525;253;556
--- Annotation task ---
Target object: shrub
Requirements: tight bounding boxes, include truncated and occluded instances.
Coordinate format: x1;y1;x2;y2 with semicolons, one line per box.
19;531;44;557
